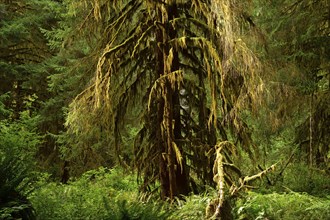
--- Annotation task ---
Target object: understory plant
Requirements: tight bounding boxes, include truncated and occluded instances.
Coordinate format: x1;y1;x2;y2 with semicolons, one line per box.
29;167;172;220
234;191;330;220
0;113;41;219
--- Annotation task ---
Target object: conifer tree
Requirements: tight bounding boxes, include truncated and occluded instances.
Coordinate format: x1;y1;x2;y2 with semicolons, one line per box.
0;0;61;119
66;0;263;199
257;0;329;169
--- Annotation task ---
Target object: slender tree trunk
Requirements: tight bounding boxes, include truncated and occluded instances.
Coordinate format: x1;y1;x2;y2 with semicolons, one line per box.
61;160;70;184
309;93;313;168
12;80;23;120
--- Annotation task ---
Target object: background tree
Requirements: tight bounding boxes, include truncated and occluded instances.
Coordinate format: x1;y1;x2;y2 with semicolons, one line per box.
36;0;104;178
256;0;329;170
0;0;61;119
0;0;70;177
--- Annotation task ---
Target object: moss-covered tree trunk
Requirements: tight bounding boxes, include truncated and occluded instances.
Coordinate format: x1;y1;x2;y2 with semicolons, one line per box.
155;1;190;199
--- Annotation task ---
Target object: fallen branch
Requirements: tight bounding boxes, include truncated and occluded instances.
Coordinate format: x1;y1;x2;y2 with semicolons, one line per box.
206;141;279;220
230;162;278;195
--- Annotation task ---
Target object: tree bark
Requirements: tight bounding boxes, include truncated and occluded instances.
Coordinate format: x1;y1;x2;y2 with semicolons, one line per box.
156;1;190;199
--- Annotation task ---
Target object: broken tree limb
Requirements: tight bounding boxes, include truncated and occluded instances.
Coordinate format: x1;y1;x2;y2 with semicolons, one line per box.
230;162;278;195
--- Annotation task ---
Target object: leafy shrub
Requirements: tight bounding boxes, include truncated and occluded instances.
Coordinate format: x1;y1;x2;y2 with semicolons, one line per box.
103;199;172;220
234;191;330;220
169;194;210;220
0;154;35;220
0;94;11;119
0;116;41;219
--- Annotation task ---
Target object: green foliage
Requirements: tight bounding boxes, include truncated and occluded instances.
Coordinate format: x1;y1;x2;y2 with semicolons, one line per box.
36;0;103;176
0;93;11;119
0;0;61;109
29;167;218;220
170;193;210;220
27;166;330;220
0;116;41;161
29;167;173;220
0;114;41;219
103;199;172;220
234;192;330;220
282;163;330;196
256;0;330;168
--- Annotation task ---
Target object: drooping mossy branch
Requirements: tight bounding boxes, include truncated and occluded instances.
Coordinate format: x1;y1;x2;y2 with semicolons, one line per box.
147;70;184;112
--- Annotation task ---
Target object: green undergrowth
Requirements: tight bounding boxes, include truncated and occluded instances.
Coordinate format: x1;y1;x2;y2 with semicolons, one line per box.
282;163;330;196
27;166;330;220
234;191;330;220
0;113;41;220
170;193;211;220
232;162;330;220
29;167;169;220
28;166;214;220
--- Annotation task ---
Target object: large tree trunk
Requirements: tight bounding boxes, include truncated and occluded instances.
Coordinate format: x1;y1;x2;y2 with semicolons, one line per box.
156;2;190;199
